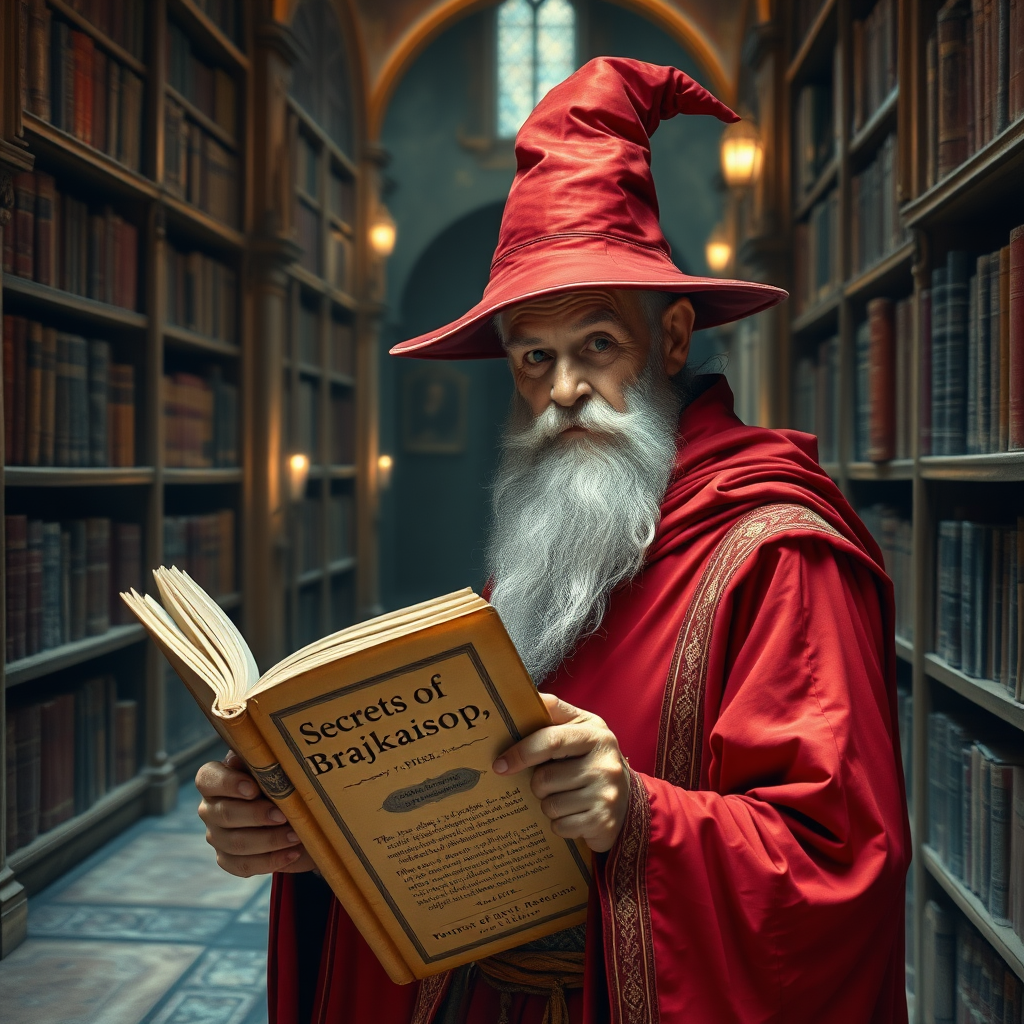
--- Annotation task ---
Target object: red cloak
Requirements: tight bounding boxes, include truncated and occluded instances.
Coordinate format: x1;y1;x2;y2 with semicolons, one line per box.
269;376;910;1024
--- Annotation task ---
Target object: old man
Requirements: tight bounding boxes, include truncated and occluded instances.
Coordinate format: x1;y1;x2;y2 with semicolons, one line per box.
196;58;910;1024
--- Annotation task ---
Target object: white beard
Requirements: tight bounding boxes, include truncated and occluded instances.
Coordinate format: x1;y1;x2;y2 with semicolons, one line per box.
487;357;685;682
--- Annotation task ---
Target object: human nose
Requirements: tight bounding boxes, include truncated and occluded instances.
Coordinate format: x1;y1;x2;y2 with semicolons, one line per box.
549;358;592;407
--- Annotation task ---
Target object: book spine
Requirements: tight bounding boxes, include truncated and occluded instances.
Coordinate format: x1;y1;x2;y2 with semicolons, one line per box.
3;316;14;465
990;765;1014;923
86;517;111;636
1010;225;1024;448
929;712;950;855
946;721;965;877
999;245;1011;449
11;316;26;465
5;718;17;854
40;327;56;466
980;255;992;450
59;528;70;646
5;516;28;663
947;251;972;454
990;253;1003;451
963;745;974;884
14;704;41;849
939;519;963;666
25;320;43;466
938;2;971;178
997;0;1011;133
33;172;55;286
867;298;896;461
1011;766;1024;936
88;339;110;467
968;270;979;452
13;171;35;280
27;0;51;121
41;521;61;650
26;519;42;656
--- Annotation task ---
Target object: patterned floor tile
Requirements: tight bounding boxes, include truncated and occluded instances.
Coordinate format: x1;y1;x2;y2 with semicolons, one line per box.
234;881;272;925
188;948;267;989
147;990;257;1024
57;831;266;909
0;938;203;1024
29;904;234;943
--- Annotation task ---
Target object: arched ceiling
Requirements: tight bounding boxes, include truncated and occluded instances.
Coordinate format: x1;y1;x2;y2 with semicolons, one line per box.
344;0;757;137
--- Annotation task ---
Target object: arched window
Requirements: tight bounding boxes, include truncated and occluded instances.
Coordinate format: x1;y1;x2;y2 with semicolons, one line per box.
290;0;354;156
496;0;576;139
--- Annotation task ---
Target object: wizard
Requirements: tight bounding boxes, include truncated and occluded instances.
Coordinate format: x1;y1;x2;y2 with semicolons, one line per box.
197;58;910;1024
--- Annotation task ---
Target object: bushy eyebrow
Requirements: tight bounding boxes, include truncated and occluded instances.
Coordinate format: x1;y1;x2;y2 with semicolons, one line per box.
503;307;630;349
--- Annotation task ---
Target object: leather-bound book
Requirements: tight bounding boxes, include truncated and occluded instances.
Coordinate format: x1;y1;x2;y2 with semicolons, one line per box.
34;172;56;286
867;298;896;462
27;0;51;121
3;316;14;464
5;516;28;663
39;693;75;831
124;576;593;984
71;30;94;146
939;0;971;177
11;316;27;465
1011;0;1023;120
69;519;87;642
39;327;56;467
92;48;107;155
114;699;137;785
12;171;35;280
25;321;43;466
5;718;18;854
85;517;111;637
14;703;41;849
110;522;141;625
1010;225;1024;449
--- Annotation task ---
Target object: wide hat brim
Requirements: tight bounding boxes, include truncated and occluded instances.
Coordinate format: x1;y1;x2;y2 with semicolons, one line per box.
389;234;788;359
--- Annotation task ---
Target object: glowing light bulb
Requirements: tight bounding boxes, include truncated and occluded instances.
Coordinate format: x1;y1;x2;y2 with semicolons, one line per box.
287;453;310;502
377;453;393;488
369;207;397;257
705;223;733;274
720;119;764;189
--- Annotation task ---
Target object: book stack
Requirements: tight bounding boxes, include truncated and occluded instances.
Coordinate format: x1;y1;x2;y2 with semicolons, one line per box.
851;0;898;134
853;296;913;461
164;22;239;228
927;711;1024;941
165;244;238;343
329;492;354;561
936;519;1022;697
925;0;1024;188
925;225;1024;455
2;317;135;468
6;680;138;854
860;505;913;644
19;2;146;173
2;171;138;310
792;335;841;464
793;82;835;197
163;509;236;598
851;134;908;274
163;368;239;467
3;516;141;663
792;189;841;315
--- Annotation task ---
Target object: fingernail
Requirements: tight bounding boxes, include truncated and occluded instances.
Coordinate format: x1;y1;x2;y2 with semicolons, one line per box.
286;831;299;844
239;781;257;798
492;758;508;774
269;808;286;824
285;850;300;862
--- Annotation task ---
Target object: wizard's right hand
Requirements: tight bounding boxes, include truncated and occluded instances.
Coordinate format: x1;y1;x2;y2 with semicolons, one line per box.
196;750;315;876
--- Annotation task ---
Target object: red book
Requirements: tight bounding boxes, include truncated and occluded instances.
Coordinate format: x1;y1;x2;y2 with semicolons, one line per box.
71;30;94;146
5;516;28;663
867;297;896;462
12;171;36;279
1009;223;1024;448
92;48;107;154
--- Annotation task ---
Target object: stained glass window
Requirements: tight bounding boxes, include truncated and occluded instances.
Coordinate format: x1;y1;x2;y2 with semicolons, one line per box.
496;0;576;139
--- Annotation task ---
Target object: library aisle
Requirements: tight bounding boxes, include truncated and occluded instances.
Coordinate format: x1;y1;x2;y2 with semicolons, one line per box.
0;781;271;1024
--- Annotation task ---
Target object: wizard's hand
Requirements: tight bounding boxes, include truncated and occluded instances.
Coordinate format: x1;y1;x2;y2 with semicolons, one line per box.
493;692;631;853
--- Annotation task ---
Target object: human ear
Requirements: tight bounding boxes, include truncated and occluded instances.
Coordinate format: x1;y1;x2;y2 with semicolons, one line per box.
661;297;695;376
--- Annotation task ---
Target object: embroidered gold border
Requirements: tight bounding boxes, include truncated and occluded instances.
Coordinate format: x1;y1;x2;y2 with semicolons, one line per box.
410;971;451;1024
603;504;841;1024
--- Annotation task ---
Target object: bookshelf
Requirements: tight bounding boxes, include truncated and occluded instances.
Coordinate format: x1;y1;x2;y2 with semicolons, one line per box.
741;0;1024;1016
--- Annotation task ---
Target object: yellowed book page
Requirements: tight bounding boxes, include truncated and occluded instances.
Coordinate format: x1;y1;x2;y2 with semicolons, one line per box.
248;605;591;980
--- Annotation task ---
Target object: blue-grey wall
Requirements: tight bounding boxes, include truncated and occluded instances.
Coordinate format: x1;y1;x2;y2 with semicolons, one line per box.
378;1;727;610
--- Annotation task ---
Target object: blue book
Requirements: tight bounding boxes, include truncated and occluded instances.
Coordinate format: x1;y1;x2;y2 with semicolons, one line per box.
945;251;972;455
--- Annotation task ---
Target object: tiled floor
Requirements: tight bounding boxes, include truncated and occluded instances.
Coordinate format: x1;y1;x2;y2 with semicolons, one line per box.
1;782;272;1024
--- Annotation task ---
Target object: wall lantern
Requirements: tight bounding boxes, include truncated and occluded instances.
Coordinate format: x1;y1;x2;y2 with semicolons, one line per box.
377;453;394;489
369;205;397;258
705;222;733;275
286;453;310;502
720;119;764;190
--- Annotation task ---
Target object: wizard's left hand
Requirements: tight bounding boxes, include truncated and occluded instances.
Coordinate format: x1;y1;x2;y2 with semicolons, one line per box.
493;692;631;853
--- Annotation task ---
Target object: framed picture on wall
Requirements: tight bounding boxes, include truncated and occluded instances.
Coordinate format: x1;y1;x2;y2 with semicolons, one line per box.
402;364;469;454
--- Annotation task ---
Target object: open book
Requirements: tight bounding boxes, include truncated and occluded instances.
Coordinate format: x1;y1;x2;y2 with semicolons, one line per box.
122;569;591;983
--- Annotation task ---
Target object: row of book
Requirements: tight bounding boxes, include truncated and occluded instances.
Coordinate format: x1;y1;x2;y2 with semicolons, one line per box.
923;225;1024;455
3;318;135;468
792;335;840;464
850;0;898;135
2;171;138;310
166;245;238;344
853;296;914;462
935;519;1022;699
792;189;841;315
164;369;239;468
37;0;146;61
164;99;239;227
851;134;909;275
921;901;1022;1022
4;516;140;664
926;0;1024;188
163;509;236;600
793;81;835;198
859;505;913;644
166;20;238;141
6;678;138;854
294;493;355;573
927;710;1024;938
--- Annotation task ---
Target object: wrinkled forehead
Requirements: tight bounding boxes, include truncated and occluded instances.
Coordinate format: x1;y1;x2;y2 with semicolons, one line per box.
499;288;644;341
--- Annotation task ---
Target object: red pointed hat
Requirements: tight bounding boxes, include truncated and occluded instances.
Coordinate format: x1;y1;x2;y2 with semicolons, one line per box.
390;57;787;359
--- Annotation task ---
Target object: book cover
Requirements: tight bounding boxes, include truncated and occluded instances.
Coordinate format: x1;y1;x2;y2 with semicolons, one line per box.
122;577;592;983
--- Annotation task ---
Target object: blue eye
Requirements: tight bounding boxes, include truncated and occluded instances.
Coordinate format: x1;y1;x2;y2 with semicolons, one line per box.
592;337;611;352
525;350;548;365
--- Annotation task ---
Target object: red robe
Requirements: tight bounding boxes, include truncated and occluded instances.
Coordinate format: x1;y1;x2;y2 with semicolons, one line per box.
269;376;911;1024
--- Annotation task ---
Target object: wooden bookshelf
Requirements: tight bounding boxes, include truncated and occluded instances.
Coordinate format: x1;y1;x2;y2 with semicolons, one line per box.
737;1;1024;1016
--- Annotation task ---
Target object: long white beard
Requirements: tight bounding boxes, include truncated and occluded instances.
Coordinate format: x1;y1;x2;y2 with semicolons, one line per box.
487;359;684;682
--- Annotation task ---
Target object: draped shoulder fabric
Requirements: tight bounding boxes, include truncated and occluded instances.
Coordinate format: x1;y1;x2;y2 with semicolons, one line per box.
268;375;910;1024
